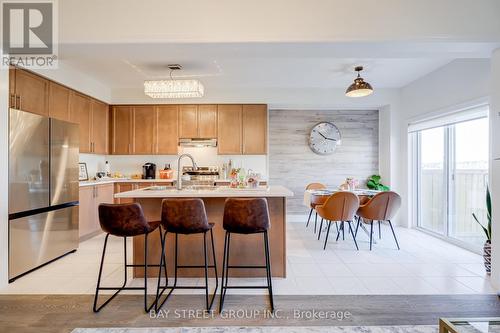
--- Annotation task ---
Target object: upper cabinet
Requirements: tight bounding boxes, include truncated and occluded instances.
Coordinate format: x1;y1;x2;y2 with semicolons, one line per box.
242;105;267;154
132;106;156;154
91;99;109;155
179;104;217;138
70;91;92;153
217;104;243;154
217;104;268;155
198;105;217;138
156;105;179;154
10;68;48;116
9;67;109;155
48;82;71;121
110;106;133;155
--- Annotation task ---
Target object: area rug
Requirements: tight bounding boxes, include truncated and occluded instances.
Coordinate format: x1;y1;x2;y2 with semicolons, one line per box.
72;326;438;333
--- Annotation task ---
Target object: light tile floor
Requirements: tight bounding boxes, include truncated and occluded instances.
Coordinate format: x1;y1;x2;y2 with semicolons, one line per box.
0;215;495;295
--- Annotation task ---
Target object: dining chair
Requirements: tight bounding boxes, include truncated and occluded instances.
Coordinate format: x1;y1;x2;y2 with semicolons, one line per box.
315;192;360;250
355;191;401;250
304;182;327;233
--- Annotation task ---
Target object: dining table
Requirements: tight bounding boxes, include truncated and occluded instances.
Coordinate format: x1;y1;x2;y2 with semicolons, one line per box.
305;188;382;243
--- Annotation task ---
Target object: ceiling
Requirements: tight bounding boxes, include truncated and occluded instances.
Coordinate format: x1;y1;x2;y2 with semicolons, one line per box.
59;43;463;95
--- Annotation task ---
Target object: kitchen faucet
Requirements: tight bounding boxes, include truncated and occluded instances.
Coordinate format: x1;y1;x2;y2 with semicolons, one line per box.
176;154;198;190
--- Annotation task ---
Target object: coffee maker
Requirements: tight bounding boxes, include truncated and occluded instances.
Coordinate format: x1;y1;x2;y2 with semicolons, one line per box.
142;163;156;179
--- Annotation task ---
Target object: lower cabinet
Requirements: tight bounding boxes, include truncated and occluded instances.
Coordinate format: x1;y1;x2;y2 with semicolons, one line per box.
79;183;114;240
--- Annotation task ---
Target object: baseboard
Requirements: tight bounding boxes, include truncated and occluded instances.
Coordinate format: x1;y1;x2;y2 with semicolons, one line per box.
79;229;103;243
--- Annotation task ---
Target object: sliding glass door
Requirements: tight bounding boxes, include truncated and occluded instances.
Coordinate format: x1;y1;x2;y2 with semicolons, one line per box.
414;111;489;251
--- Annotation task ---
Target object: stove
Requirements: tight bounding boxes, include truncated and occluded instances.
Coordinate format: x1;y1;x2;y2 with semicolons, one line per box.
182;166;220;185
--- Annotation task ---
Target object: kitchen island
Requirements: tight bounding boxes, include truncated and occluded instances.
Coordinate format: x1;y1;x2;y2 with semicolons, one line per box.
114;185;294;278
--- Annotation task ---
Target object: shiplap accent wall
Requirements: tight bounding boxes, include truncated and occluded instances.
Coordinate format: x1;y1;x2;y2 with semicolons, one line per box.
269;110;379;214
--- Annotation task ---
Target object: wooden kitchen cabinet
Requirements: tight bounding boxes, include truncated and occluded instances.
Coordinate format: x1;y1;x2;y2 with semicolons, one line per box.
91;99;109;154
11;68;48;116
48;82;71;121
70;91;92;153
156;105;179;154
79;183;114;240
110;106;133;154
217;104;242;154
179;104;217;138
179;105;198;138
242;104;267;154
133;106;156;154
198;105;217;138
114;183;135;204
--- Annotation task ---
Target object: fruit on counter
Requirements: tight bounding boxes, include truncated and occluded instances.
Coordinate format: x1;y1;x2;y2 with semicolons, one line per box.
130;174;142;179
112;172;124;178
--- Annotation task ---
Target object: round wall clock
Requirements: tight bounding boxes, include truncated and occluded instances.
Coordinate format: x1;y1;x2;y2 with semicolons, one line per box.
308;122;342;155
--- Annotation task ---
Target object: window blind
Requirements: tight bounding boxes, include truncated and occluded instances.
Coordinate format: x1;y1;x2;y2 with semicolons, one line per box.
408;104;489;133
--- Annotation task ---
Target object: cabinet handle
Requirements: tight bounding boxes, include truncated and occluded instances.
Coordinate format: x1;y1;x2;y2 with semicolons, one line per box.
9;94;14;108
16;95;20;109
128;143;131;154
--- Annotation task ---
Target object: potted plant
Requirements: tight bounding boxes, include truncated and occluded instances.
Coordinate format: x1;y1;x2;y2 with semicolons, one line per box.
366;175;389;191
472;186;492;274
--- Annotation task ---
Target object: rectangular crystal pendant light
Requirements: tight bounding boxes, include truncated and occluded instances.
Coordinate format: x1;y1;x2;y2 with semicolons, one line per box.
144;79;204;98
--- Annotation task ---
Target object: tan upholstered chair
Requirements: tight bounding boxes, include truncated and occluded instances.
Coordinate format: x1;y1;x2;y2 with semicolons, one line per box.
356;191;401;250
315;192;360;250
304;182;326;233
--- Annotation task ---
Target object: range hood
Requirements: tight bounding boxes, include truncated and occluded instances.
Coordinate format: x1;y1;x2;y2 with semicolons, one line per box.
179;138;217;147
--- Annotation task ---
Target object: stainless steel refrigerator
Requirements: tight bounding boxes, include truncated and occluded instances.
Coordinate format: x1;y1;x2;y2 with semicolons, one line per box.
9;108;79;282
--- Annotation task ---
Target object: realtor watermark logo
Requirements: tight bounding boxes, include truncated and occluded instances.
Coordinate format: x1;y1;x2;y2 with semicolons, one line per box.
1;0;58;68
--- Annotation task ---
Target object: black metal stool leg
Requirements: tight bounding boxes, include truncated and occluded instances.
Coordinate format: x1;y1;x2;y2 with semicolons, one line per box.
388;220;400;250
93;233;111;312
306;208;313;227
264;231;274;312
342;221;345;240
219;231;231;312
378;220;381;239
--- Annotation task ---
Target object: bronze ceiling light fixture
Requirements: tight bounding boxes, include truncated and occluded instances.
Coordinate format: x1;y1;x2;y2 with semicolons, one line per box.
345;66;373;97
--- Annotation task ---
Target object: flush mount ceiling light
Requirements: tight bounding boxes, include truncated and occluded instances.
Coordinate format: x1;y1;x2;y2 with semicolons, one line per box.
144;64;204;98
345;66;373;98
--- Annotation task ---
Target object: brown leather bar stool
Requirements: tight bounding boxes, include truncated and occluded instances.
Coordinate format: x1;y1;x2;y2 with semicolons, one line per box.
356;191;401;250
315;192;360;250
155;198;218;311
219;198;274;312
304;182;327;233
93;203;166;313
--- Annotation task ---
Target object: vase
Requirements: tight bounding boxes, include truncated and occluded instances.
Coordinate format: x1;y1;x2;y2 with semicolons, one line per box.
483;240;491;274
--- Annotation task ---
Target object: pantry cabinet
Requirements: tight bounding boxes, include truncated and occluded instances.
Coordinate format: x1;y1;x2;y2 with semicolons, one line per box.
79;183;114;240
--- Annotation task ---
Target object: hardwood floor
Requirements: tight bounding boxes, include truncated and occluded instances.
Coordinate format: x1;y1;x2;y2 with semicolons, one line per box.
1;295;499;333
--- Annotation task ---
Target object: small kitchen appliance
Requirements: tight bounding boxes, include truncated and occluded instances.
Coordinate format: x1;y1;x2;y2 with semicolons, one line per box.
142;163;156;179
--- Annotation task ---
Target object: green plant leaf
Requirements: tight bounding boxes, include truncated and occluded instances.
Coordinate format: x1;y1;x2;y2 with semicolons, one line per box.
371;175;381;183
473;213;490;241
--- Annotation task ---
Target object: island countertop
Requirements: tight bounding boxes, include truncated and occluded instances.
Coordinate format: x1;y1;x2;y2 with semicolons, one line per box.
114;185;294;199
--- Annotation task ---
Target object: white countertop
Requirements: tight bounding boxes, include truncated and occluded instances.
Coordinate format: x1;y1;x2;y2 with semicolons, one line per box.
114;185;294;198
79;178;175;187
